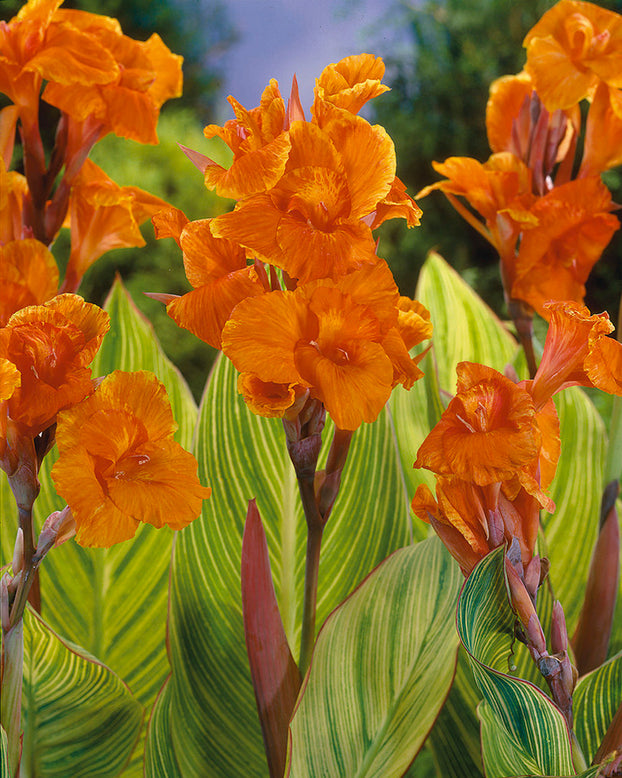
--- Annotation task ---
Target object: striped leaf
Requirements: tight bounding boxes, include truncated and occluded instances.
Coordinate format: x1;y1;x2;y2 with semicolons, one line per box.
1;279;198;777
574;652;622;764
20;608;142;777
413;252;519;392
286;536;462;778
1;726;7;778
391;250;521;777
143;680;182;778
146;352;413;776
458;548;575;776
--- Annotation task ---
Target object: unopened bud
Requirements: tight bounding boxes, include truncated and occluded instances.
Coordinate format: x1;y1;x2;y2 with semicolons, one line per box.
524;555;541;600
35;506;76;562
11;528;24;575
527;614;547;656
558;653;576;699
551;600;568;654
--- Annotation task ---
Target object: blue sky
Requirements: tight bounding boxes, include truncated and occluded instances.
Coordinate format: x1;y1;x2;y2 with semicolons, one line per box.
213;0;410;117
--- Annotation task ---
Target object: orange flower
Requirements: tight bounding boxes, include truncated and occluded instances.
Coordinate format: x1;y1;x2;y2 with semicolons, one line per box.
523;0;622;111
414;362;542;485
530;301;622;408
311;53;390;116
237;373;307;419
212;114;396;283
367;177;422;230
412;475;543;574
0;294;109;434
0;165;28;244
222;262;428;430
160;219;266;349
579;82;622;176
0;357;21;464
51;370;210;547
511;177;619;317
202;79;291;199
0;0;119;132
0;239;59;325
63;159;170;292
42;12;182;144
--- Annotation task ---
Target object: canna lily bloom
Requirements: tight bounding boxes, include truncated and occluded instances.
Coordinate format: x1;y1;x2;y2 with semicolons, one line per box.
579;83;622;176
0;0;119;134
523;0;622;111
0;238;58;327
510;177;619;317
201;79;292;200
530;300;622;409
485;71;579;195
237;373;308;419
42;12;182;144
312;53;390;116
414;362;542;486
0;239;59;325
416;154;537;274
212;113;396;283
156;218;266;349
62;159;171;292
222;262;430;430
0;164;29;244
0;294;109;435
51;370;210;547
0;358;21;464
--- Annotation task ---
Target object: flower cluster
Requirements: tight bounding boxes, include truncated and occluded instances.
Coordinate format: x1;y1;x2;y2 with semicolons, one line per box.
0;0;209;549
413;300;622;578
417;0;621;321
155;54;432;430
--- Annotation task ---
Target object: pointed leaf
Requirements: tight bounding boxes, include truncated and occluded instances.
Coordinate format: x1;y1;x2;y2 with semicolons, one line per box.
242;499;301;778
147;353;412;776
458;548;575;777
20;608;142;777
286;537;462;778
574;652;622;764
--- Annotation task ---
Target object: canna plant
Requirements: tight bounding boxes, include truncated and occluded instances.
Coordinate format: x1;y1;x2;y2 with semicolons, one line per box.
0;1;621;778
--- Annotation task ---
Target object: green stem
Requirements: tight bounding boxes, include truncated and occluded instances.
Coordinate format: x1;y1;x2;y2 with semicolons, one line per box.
571;731;588;772
605;394;622;485
297;477;324;678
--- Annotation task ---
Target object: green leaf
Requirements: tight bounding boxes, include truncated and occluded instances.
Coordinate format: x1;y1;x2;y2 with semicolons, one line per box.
143;680;182;778
20;608;142;778
544;388;607;634
414;252;519;392
574;652;622;764
458;548;575;777
1;279;198;777
146;353;413;776
286;536;462;778
1;726;7;778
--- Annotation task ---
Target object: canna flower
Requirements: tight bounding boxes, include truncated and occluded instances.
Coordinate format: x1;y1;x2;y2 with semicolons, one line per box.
0;239;59;325
41;11;182;144
222;262;431;430
530;300;622;408
0;165;29;245
0;0;119;133
0;358;21;464
51;370;210;547
212;113;396;283
63;159;171;292
201;79;291;200
311;53;390;116
154;218;266;349
0;294;109;435
579;82;622;176
523;0;622;111
414;362;542;486
510;177;619;318
485;71;579;195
